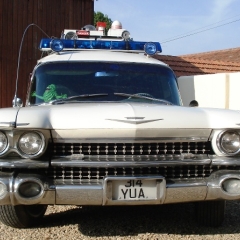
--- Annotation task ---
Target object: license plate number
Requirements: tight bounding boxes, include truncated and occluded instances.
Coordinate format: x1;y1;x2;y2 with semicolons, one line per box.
112;179;157;201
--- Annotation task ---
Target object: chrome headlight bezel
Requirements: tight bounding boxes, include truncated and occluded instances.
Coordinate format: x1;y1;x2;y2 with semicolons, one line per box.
0;131;8;155
212;130;240;156
17;131;46;158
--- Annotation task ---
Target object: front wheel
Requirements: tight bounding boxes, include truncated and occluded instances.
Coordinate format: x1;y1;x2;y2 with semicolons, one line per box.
0;204;48;228
195;200;225;227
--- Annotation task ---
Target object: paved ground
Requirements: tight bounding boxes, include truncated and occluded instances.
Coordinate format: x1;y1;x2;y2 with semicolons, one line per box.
1;201;240;239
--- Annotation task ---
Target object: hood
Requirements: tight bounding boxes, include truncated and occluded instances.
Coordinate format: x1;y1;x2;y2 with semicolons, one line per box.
15;102;240;130
14;103;240;140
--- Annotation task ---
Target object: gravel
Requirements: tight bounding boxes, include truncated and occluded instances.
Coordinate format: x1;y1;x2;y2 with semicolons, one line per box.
1;201;240;240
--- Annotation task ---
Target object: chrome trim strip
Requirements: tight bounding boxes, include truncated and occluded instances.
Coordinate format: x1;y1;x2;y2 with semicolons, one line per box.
16;123;30;126
0;122;16;128
210;156;240;166
52;137;210;143
54;154;209;161
166;179;207;188
0;159;49;168
106;118;163;124
125;117;145;119
51;156;211;168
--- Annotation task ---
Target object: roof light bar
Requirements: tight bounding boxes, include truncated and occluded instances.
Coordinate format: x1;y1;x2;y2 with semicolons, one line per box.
39;38;162;54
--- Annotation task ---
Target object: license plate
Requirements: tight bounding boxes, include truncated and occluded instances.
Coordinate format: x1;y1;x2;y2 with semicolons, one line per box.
112;179;157;201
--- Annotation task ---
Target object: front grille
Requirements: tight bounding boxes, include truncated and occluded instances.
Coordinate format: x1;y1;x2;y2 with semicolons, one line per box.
50;142;216;181
53;142;214;156
47;165;236;181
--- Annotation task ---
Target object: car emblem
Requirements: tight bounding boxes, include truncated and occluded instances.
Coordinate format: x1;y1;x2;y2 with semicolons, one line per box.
106;117;163;124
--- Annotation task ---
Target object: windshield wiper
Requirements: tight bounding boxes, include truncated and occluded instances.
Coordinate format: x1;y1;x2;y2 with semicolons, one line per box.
49;93;109;105
114;93;173;105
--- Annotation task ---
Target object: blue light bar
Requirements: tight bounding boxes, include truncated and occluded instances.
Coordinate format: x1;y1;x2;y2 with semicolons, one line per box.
39;38;162;53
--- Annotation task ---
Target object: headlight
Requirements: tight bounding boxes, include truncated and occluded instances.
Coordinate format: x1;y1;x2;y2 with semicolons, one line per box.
218;131;240;155
0;132;8;153
18;132;45;156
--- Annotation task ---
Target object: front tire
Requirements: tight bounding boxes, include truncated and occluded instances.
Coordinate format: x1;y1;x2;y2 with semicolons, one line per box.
0;204;48;228
195;200;225;227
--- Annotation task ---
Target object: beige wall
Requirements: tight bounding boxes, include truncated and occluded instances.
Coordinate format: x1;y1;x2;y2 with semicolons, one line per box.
177;72;240;110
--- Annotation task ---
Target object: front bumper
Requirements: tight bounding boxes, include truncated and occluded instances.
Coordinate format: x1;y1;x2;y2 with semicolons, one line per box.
1;170;240;206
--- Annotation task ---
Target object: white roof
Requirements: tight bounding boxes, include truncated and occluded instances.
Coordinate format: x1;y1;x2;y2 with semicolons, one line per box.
38;50;168;66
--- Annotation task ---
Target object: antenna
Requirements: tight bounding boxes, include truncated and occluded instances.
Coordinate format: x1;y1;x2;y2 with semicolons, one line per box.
13;23;50;107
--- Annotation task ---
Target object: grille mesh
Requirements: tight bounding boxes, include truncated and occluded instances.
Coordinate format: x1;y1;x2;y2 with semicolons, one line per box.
53;142;214;156
47;165;236;181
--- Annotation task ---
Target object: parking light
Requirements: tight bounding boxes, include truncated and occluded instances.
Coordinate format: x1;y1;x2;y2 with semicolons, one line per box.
222;178;240;194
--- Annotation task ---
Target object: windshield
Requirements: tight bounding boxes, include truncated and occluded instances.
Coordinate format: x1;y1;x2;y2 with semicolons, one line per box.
28;62;182;105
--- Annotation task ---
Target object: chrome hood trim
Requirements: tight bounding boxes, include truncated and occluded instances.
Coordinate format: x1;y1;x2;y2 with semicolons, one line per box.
106;117;163;124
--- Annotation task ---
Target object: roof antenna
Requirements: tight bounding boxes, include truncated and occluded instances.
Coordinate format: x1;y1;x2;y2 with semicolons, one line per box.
13;23;50;107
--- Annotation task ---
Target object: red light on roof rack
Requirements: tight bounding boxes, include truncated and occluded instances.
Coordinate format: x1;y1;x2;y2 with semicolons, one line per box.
77;30;90;37
97;22;107;28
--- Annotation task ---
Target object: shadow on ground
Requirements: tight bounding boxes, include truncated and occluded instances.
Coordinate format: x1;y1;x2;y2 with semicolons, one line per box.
39;201;240;237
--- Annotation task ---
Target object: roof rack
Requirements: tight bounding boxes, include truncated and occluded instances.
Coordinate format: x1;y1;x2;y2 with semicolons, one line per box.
39;20;162;55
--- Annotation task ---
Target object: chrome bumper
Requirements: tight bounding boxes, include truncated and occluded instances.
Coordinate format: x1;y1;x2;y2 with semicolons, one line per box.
1;170;240;206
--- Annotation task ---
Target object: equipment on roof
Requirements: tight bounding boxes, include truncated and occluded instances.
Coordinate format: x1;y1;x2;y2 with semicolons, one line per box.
107;20;130;40
39;20;162;55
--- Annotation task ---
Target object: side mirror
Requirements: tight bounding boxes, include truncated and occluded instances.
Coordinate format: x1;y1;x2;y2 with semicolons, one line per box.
12;97;23;107
189;100;198;107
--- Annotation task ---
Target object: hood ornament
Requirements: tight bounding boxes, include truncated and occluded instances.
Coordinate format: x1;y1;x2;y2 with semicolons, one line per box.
106;117;163;124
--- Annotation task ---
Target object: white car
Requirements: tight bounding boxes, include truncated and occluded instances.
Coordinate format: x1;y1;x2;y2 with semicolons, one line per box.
0;28;240;228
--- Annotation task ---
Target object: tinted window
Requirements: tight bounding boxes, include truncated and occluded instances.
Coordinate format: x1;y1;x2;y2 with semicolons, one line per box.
29;62;182;105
